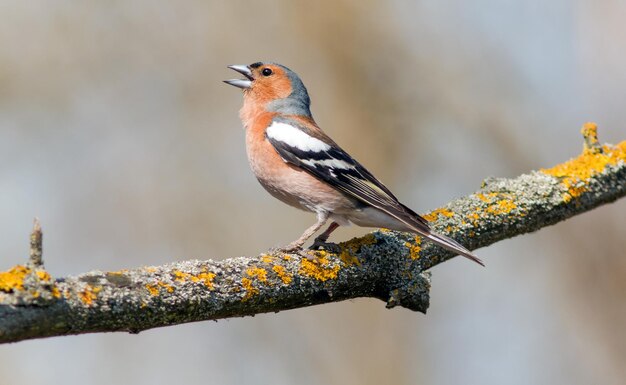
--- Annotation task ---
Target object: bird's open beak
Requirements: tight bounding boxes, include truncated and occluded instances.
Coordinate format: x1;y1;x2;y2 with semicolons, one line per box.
224;65;253;89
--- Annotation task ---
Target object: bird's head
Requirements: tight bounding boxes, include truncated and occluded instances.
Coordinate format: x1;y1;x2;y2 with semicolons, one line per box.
224;62;311;117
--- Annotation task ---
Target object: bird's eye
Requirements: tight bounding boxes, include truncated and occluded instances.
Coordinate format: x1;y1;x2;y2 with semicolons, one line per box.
262;68;273;76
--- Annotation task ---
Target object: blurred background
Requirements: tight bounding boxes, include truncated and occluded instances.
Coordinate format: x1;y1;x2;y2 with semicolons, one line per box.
1;1;625;384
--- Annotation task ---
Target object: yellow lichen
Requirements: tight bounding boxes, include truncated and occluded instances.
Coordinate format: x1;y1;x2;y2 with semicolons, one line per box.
472;192;518;217
79;285;101;305
145;281;174;296
339;251;360;266
172;270;189;282
542;125;626;203
475;192;498;203
145;283;159;296
405;236;423;260
582;122;600;151
246;267;268;283
158;281;174;293
196;272;216;289
422;208;455;222
0;265;30;292
169;269;215;289
241;277;259;300
240;264;272;299
272;265;292;284
35;270;51;282
338;233;376;266
299;255;340;281
486;199;517;215
51;286;61;298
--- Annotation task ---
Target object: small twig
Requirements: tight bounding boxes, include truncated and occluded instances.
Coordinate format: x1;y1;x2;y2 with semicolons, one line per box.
29;218;43;268
582;122;603;154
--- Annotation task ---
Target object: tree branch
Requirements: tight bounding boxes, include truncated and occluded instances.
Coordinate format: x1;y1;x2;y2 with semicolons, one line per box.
1;123;625;344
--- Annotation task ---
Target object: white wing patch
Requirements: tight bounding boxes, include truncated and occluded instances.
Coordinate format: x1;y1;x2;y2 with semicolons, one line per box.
266;122;331;152
302;158;353;170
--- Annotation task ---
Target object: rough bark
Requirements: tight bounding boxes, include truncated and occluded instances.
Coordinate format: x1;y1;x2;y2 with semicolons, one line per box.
1;123;624;344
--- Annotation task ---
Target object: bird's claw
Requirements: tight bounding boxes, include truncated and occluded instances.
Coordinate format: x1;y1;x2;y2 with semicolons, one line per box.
269;245;315;259
309;240;341;254
269;239;340;260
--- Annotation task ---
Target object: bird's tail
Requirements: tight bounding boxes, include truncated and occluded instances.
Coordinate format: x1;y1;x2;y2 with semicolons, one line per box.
395;203;484;266
421;230;484;266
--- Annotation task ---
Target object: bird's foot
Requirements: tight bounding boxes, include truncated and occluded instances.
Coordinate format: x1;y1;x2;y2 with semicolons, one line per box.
309;239;341;254
270;244;315;259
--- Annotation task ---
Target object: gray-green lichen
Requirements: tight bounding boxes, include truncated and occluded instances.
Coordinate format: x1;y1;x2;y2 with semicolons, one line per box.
1;126;624;344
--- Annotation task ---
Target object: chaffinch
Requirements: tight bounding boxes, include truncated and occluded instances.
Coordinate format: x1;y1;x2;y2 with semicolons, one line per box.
225;62;483;265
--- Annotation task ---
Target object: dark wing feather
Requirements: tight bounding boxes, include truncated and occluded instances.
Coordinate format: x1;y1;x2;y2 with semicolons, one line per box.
267;132;430;233
267;125;483;266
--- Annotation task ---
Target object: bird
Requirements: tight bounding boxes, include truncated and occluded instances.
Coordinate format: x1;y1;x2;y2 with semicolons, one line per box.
224;62;483;265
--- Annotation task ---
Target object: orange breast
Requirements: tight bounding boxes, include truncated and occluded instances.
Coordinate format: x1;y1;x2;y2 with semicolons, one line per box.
244;112;357;214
